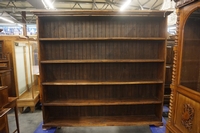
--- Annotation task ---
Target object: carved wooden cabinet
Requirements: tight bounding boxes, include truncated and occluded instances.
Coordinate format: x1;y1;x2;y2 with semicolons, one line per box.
0;108;10;133
34;11;172;128
0;36;40;112
0;86;8;109
0;86;9;133
0;70;12;98
166;1;200;133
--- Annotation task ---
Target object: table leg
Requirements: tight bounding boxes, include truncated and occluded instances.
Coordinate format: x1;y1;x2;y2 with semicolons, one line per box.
14;106;20;133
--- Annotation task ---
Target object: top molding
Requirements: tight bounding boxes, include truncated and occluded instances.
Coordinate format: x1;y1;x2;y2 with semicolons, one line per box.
32;10;172;17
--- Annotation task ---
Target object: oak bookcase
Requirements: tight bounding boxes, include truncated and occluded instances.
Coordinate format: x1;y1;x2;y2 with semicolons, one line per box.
33;10;172;128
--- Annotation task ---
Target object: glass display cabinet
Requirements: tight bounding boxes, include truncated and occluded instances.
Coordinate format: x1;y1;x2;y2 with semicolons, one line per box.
166;1;200;133
0;36;39;113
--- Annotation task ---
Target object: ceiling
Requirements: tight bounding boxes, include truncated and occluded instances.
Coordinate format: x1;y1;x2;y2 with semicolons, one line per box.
0;0;165;24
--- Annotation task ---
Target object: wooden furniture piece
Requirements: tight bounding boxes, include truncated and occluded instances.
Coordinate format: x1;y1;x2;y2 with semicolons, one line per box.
0;36;40;112
17;85;39;113
0;86;8;110
0;44;14;98
0;108;11;133
0;86;9;133
0;85;19;133
0;70;12;97
0;53;11;70
0;55;20;133
4;97;20;133
164;39;175;104
34;10;172;128
0;54;20;132
166;1;200;133
0;53;12;98
0;41;3;52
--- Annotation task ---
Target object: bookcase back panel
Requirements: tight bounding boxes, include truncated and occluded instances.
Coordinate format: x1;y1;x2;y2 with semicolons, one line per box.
39;16;165;38
40;41;164;60
43;84;162;101
42;63;163;81
44;105;158;118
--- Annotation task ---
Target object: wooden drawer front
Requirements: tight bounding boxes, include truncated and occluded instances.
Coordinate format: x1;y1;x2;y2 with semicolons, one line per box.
0;63;8;69
0;114;9;133
174;93;200;133
0;87;8;108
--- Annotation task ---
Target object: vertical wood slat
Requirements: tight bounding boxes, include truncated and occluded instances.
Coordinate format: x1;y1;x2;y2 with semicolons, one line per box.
50;21;54;38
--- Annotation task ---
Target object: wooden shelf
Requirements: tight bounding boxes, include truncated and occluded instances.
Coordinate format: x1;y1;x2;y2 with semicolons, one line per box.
43;99;162;106
0;86;7;90
0;70;11;74
0;60;8;63
18;86;39;100
39;37;166;41
0;108;11;117
3;97;18;108
182;60;200;62
164;95;170;99
184;39;200;41
165;84;171;88
44;115;162;127
42;80;163;85
41;59;165;64
180;80;198;83
167;39;175;41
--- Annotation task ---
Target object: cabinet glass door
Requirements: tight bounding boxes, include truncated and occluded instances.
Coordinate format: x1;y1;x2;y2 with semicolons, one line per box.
180;8;200;92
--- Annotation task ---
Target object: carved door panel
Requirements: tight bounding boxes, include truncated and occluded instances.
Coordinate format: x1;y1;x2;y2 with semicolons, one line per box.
174;92;200;133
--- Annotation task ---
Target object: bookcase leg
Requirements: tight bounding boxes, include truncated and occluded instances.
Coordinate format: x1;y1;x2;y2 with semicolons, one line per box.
42;125;53;130
18;107;24;113
153;123;163;127
30;106;35;113
166;129;170;133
